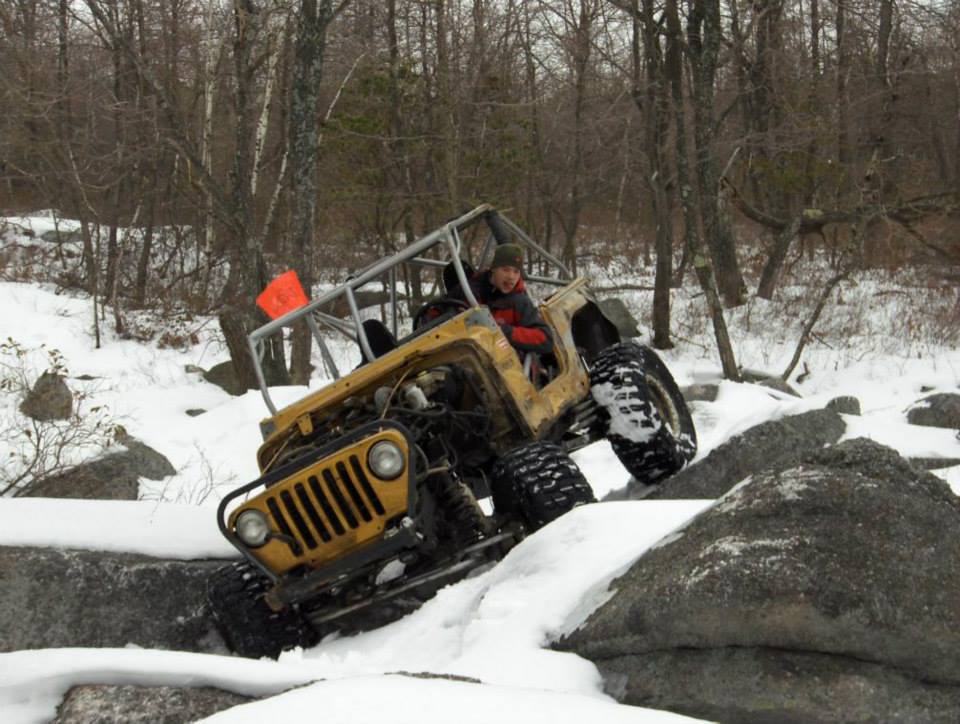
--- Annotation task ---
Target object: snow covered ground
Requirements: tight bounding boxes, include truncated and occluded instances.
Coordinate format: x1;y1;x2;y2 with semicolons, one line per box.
1;214;959;722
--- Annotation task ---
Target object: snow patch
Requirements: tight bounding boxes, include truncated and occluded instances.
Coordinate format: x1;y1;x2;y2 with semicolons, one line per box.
590;379;660;444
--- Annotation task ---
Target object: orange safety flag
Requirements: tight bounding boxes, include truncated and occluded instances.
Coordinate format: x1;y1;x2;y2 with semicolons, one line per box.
256;270;309;320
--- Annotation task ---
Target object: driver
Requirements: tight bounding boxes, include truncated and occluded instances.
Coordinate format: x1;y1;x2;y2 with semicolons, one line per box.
450;244;553;356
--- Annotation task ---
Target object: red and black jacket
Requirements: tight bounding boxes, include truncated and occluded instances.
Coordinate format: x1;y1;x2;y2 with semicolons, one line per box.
465;271;553;354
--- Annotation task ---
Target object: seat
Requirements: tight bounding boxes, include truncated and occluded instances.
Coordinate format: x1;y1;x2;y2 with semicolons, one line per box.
359;319;398;362
442;259;474;296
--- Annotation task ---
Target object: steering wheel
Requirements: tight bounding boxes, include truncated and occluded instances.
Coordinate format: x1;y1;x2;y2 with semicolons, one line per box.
412;297;471;330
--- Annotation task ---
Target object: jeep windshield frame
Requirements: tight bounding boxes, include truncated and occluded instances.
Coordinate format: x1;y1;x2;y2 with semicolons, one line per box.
248;204;573;415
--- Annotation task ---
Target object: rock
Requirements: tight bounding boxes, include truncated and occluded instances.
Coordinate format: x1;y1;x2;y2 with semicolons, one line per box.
906;393;960;429
597;298;642;339
186;408;206;417
184;364;205;375
559;439;960;723
55;685;252;724
203;361;246;396
641;407;846;500
26;435;175;500
19;371;73;421
0;547;226;652
908;457;960;471
202;359;290;396
740;369;802;398
40;229;84;245
826;395;861;415
681;383;719;403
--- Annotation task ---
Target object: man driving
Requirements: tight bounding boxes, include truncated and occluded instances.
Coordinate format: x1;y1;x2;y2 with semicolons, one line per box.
451;244;553;356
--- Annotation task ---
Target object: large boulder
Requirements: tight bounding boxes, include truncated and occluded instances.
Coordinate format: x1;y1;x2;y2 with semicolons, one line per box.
20;371;73;421
202;359;290;396
26;434;175;500
0;547;225;652
559;439;960;723
906;392;960;429
55;685;252;724
640;407;845;500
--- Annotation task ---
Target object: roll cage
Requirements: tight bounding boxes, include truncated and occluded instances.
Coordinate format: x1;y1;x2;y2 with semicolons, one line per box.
249;204;573;415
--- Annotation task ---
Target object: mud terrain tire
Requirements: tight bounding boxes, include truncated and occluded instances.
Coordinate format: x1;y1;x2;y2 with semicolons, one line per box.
207;560;318;659
589;342;696;484
492;441;595;529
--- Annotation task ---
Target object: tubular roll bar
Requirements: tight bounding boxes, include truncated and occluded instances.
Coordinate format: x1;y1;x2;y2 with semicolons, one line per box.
248;205;572;414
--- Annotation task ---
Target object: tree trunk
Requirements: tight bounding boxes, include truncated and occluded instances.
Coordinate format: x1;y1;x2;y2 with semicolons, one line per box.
687;0;747;308
288;0;334;385
757;212;802;299
667;0;740;379
635;0;673;348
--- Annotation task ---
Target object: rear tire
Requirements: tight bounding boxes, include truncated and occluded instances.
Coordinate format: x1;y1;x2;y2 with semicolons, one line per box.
207;560;318;659
492;441;595;529
589;342;696;483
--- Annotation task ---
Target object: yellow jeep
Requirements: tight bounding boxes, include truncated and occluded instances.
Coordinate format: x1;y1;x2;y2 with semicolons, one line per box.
208;205;696;658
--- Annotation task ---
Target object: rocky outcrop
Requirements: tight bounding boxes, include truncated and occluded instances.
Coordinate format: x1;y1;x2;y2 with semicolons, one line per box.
26;434;175;500
826;395;861;415
559;439;960;723
0;547;225;652
640;407;846;500
202;361;247;396
55;685;252;724
906;392;960;429
20;371;72;421
681;383;719;403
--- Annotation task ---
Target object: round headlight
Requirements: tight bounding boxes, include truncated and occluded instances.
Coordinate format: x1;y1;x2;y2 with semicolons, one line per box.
368;440;405;479
235;509;270;547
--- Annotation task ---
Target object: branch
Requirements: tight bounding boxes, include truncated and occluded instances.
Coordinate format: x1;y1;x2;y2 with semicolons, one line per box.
781;267;851;382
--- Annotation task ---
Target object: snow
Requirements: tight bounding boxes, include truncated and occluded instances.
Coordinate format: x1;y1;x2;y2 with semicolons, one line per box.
2;216;960;722
0;499;237;559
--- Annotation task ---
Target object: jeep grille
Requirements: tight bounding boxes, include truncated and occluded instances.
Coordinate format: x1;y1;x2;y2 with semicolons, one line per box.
264;454;389;553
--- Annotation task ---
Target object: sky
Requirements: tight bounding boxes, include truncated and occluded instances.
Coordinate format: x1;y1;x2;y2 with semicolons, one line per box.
1;213;959;723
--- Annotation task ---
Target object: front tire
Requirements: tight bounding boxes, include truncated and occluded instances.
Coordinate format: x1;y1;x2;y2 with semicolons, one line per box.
589;342;696;483
207;560;318;659
492;441;595;529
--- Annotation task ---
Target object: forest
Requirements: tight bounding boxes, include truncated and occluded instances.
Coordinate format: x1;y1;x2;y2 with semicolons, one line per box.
1;0;958;382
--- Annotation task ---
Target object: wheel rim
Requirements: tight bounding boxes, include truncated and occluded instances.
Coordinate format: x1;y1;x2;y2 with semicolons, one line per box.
645;373;681;435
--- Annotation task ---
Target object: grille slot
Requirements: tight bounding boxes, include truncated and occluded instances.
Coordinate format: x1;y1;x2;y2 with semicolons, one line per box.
280;490;317;550
337;461;372;522
266;497;302;555
295;482;332;542
307;474;345;535
322;468;360;529
350;455;386;515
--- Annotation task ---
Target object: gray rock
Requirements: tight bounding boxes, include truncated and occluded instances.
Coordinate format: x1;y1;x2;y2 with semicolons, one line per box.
642;407;846;500
681;383;719;403
26;435;175;500
598;649;960;724
826;395;861;415
908;457;960;471
560;439;960;723
906;393;960;429
55;685;252;724
740;369;802;398
40;229;84;245
202;359;291;396
203;361;246;396
184;364;205;375
19;371;72;421
0;547;227;652
186;408;206;417
597;298;642;339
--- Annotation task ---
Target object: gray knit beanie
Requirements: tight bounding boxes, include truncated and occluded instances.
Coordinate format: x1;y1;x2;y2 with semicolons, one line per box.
491;243;524;270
